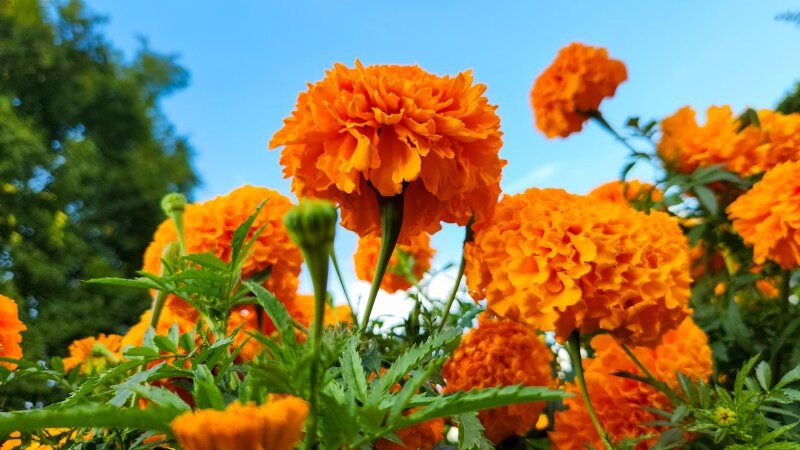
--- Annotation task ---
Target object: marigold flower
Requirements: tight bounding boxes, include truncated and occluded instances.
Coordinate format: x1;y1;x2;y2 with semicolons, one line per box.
550;318;713;449
588;180;662;206
531;42;627;138
658;107;800;177
442;315;553;443
1;429;79;450
374;414;444;450
143;185;303;319
728;161;800;269
62;333;122;374
269;61;505;243
354;233;435;293
171;396;308;450
0;294;25;370
465;188;691;346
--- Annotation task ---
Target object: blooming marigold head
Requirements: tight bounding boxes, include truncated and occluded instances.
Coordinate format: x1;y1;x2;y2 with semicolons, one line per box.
0;294;25;370
531;42;627;138
171;396;308;450
549;318;713;449
732;110;800;176
354;232;435;293
269;61;505;243
143;185;303;319
588;179;662;207
442;315;553;443
657;105;739;175
728;160;800;269
465;188;692;346
62;333;122;374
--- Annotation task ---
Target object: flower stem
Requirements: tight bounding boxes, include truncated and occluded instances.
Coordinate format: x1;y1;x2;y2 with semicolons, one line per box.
565;331;613;450
588;111;641;157
438;217;474;332
358;193;404;334
330;247;359;327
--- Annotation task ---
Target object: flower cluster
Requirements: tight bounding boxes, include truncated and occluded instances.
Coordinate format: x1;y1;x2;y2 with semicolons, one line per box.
443;315;552;443
550;318;713;449
658;106;800;177
62;333;122;374
465;187;692;346
0;294;25;370
354;232;435;292
170;396;308;450
728;160;800;268
531;42;627;138
269;61;505;243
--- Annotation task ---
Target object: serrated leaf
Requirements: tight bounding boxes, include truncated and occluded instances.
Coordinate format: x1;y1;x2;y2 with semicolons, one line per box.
340;338;368;403
87;277;163;290
377;329;461;398
193;364;224;410
183;252;228;271
776;364;800;389
123;346;160;358
454;412;494;450
153;335;178;354
756;361;773;391
231;200;268;266
0;405;179;434
246;281;295;347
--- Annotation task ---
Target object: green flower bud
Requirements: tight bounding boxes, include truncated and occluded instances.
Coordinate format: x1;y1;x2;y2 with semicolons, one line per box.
161;192;188;217
284;199;338;251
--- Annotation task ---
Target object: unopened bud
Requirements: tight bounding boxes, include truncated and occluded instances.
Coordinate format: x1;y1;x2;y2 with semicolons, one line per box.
161;193;187;217
284;199;337;251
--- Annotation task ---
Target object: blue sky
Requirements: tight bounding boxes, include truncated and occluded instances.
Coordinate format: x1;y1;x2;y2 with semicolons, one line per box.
86;0;800;311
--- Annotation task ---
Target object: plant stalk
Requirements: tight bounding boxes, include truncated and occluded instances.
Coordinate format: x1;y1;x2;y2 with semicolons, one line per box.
565;331;613;450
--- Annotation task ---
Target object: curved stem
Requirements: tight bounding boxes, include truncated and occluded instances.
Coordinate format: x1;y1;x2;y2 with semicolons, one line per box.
438;216;474;332
330;247;359;327
588;111;642;157
566;331;613;450
358;193;404;334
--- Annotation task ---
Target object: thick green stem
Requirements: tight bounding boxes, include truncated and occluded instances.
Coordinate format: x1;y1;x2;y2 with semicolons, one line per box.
330;247;359;327
565;331;613;450
588;111;641;158
149;290;168;329
358;193;404;334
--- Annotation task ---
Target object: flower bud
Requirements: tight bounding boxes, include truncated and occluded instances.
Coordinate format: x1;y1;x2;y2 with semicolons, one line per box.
284;199;337;251
161;192;188;217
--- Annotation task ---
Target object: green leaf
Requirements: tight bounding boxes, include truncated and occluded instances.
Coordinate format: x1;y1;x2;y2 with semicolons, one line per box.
86;277;163;290
756;421;800;447
340;337;368;403
756;361;773;391
0;405;179;434
231;200;268;266
153;335;178;353
193;364;225;410
388;358;443;423
183;252;228;271
693;185;718;215
123;346;160;358
378;329;461;397
246;280;295;347
454;412;494;450
735;355;761;397
776;364;800;389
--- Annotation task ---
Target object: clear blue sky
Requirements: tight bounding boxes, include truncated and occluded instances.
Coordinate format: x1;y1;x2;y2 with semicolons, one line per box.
86;0;800;307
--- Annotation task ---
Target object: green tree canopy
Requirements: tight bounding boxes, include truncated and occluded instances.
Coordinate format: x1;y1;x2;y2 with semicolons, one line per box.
0;0;197;378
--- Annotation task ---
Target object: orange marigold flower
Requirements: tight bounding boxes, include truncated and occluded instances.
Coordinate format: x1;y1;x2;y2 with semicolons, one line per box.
550;318;713;449
0;294;25;370
531;42;627;138
728;161;800;269
1;429;80;450
62;333;122;374
354;233;435;293
374;414;444;450
442;315;553;443
465;188;691;346
269;61;505;243
143;185;303;319
588;179;662;206
657;105;739;175
171;396;308;450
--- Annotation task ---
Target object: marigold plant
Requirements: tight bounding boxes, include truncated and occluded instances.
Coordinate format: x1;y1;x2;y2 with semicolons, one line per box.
442;315;553;443
531;42;627;138
465;187;691;346
354;233;435;293
0;294;25;370
549;318;713;449
728;160;800;268
269;60;505;243
170;396;308;450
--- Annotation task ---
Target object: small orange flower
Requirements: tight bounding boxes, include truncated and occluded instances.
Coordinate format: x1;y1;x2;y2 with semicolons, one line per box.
354;233;435;293
171;396;308;450
269;61;505;243
588;180;662;206
658;105;739;175
442;315;553;443
730;110;800;176
62;333;122;374
728;161;800;269
531;42;627;138
0;294;25;370
465;188;691;346
143;185;302;320
550;318;713;449
375;414;444;450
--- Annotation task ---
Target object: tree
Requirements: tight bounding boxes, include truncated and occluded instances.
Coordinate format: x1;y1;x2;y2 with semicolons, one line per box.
777;81;800;114
0;0;197;392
